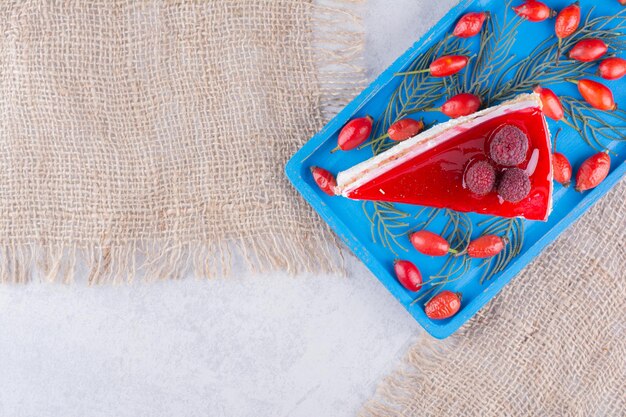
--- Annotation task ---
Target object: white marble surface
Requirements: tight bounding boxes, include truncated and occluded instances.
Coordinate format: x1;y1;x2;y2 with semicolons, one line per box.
0;1;458;416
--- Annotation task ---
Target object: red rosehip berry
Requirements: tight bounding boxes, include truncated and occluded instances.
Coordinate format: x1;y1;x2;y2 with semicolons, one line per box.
395;55;470;78
555;1;580;40
437;93;482;119
332;116;373;152
598;57;626;80
409;230;455;256
393;260;423;292
568;39;608;62
568;79;617;111
387;118;424;141
555;1;581;63
429;55;470;77
534;86;564;121
310;167;337;196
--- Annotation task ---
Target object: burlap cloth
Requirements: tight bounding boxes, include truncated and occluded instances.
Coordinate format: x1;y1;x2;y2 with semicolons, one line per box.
2;1;624;414
362;178;626;417
0;0;364;283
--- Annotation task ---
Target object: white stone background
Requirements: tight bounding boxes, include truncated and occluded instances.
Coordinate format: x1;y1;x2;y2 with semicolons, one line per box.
0;1;459;416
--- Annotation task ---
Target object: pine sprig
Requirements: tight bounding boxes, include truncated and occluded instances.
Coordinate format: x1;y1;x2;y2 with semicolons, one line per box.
476;218;525;284
562;96;626;151
491;8;626;104
411;210;474;303
362;201;411;256
466;2;521;100
410;216;523;305
372;36;470;155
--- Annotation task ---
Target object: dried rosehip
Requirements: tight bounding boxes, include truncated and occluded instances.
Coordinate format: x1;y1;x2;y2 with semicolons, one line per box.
466;235;508;258
453;12;488;38
310;167;337;196
333;116;373;152
439;93;482;118
569;79;617;111
555;1;581;40
575;151;611;192
534;86;564;121
598;57;626;80
409;230;455;256
568;39;608;62
513;1;556;22
555;1;581;63
553;152;572;188
387;118;424;141
425;291;462;320
393;260;423;292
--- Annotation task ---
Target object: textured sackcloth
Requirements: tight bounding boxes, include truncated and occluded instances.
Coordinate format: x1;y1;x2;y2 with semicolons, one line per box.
0;0;365;283
361;178;626;417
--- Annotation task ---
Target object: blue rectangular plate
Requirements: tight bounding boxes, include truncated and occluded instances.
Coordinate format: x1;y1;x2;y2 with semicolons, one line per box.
286;0;626;338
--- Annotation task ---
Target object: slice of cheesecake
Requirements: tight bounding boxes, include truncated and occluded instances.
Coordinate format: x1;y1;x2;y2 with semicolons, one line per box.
336;93;553;221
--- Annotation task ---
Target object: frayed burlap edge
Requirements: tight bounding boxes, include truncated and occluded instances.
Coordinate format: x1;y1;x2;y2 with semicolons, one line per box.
2;231;350;284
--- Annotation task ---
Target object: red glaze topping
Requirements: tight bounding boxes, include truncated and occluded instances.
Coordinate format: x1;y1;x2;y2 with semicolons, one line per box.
345;107;552;221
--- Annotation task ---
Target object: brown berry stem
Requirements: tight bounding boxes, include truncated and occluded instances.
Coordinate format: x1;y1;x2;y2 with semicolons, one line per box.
329;146;341;154
556;38;562;66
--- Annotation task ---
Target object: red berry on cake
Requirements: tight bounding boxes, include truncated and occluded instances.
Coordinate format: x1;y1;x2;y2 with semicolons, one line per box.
498;167;531;202
489;124;529;166
464;160;496;196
